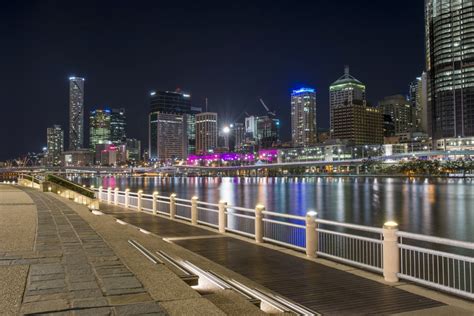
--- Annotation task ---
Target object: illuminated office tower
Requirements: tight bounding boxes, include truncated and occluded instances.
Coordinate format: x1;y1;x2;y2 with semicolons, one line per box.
148;90;200;161
46;125;64;166
195;112;218;154
89;109;111;149
378;95;414;134
426;0;474;138
69;77;85;150
291;87;317;147
409;73;428;133
329;66;366;136
110;108;126;145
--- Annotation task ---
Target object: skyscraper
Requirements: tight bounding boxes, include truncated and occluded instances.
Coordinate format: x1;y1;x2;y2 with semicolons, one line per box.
329;66;366;136
148;90;200;161
409;73;428;133
46;125;64;166
110;108;126;145
378;95;414;134
195;112;218;154
233;122;246;150
89;109;111;149
291;87;317;147
68;77;85;150
126;138;141;162
426;0;474;139
332;104;384;145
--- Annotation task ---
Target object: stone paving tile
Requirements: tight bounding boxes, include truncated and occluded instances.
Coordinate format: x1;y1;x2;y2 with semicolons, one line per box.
15;189;169;316
114;302;167;315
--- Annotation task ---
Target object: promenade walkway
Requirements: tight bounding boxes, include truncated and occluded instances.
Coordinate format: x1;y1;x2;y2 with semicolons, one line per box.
98;203;473;315
1;184;472;315
1;185;254;315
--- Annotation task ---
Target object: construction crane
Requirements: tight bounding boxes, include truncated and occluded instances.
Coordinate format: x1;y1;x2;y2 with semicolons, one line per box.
259;98;276;117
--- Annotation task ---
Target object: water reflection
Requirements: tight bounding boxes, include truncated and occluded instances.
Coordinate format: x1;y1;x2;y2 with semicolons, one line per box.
75;176;474;241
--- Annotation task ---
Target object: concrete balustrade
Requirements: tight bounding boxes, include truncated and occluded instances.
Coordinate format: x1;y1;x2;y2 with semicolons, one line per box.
137;190;143;211
114;187;119;205
191;196;198;225
383;221;400;283
170;194;176;219
305;211;318;258
152;191;158;215
125;188;130;208
107;187;112;204
218;200;227;233
255;204;265;243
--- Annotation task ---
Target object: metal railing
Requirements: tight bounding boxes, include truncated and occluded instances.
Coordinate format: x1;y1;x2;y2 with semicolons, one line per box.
398;231;474;299
93;186;474;300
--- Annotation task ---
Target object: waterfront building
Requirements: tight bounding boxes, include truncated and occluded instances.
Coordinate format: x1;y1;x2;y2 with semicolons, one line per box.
409;73;428;133
89;109;111;149
329;66;366;136
332;104;384;145
68;77;85;150
426;0;474;139
317;128;330;144
46;125;64;166
148;90;200;161
383;114;396;138
195;112;218;154
233;122;246;150
244;115;280;149
435;136;474;151
126;138;141;162
378;95;414;134
291;87;317;147
62;149;94;167
110;108;126;145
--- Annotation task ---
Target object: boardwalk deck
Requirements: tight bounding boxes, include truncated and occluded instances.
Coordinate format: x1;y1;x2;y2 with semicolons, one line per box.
99;203;444;315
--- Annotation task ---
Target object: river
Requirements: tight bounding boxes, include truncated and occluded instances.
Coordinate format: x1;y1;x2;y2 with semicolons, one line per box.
72;176;474;242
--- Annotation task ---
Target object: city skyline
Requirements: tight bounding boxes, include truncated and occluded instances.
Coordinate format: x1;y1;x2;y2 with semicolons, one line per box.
0;1;425;160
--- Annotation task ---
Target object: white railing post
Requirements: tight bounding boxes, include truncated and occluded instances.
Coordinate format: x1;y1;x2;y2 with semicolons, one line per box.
305;211;318;258
98;186;103;201
125;188;130;208
383;221;400;283
137;190;143;212
152;191;158;215
255;204;265;243
191;196;198;225
114;187;119;205
107;187;112;204
218;200;227;233
170;194;176;219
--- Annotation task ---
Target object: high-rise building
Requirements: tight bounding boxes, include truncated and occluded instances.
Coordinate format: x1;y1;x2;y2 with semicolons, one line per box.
89;109;111;149
256;116;280;148
69;77;85;150
195;112;218;154
332;104;384;145
233;122;246;150
378;95;413;134
244;115;280;149
148;90;200;161
110;108;126;145
409;73;428;133
291;87;317;147
329;66;366;135
126;138;141;162
426;0;474;139
46;125;64;166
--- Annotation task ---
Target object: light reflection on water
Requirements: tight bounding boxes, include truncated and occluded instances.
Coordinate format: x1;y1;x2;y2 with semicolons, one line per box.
74;176;474;242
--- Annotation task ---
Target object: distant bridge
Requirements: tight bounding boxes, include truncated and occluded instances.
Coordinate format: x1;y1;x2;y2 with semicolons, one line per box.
1;150;472;174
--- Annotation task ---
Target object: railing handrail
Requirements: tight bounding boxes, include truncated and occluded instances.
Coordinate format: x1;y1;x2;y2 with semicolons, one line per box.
89;185;474;300
316;218;383;234
397;231;474;250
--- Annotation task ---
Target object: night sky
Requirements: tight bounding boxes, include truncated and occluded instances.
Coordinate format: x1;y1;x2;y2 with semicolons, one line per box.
0;0;425;161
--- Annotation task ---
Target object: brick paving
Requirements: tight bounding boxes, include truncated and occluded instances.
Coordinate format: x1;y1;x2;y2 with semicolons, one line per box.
1;188;167;315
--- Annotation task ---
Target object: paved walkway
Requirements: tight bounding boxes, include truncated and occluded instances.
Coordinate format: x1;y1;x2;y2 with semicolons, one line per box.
0;186;166;315
98;203;456;315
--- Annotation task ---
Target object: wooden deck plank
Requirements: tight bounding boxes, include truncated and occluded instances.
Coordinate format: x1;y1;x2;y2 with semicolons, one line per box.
173;237;444;315
98;203;444;315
